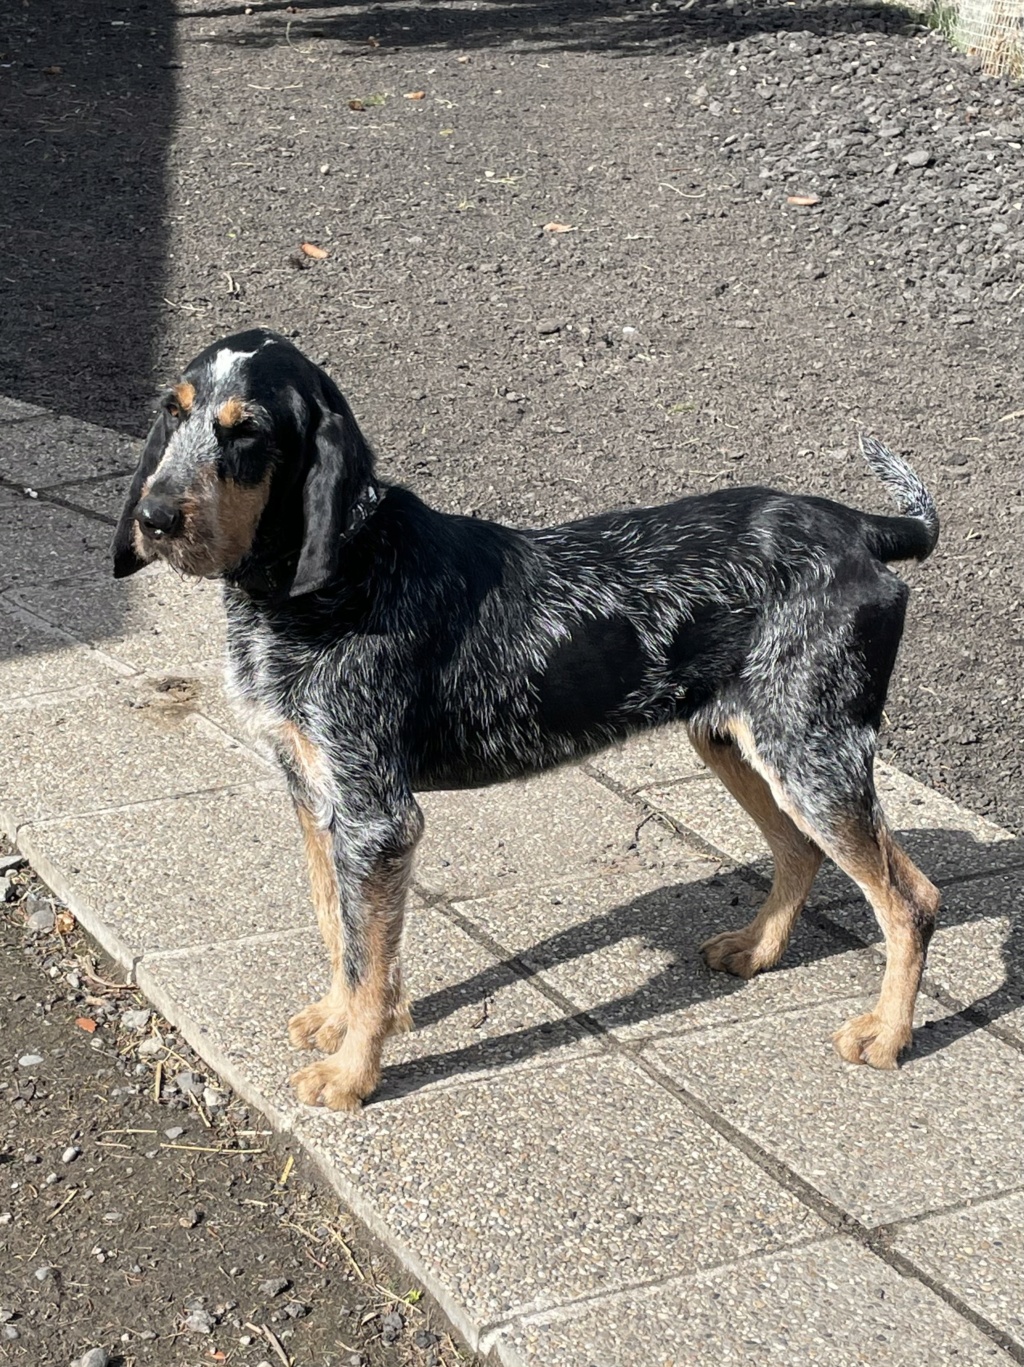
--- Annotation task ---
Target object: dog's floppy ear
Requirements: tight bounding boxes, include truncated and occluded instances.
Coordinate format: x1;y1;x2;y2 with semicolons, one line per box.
111;409;172;578
290;398;375;598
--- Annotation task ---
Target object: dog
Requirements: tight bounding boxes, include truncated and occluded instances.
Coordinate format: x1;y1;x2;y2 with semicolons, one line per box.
113;328;941;1111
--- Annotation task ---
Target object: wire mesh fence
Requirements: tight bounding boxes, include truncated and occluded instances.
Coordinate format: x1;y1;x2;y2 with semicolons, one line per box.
930;0;1024;77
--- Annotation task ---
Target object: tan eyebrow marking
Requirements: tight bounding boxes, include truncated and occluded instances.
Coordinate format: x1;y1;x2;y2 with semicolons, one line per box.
171;381;195;414
217;396;247;428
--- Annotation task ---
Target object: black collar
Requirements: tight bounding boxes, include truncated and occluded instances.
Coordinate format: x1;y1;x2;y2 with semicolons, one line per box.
338;478;381;547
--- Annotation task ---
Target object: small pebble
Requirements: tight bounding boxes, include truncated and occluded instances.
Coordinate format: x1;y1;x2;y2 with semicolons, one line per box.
164;1126;185;1140
62;1146;81;1165
75;1349;110;1367
259;1277;291;1298
18;1054;43;1068
121;1009;151;1032
174;1070;202;1097
26;906;55;934
2;1325;19;1342
138;1037;163;1056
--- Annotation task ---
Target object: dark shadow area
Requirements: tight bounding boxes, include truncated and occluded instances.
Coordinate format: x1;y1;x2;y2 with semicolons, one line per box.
192;0;925;56
0;0;177;435
383;827;1024;1099
0;1;178;661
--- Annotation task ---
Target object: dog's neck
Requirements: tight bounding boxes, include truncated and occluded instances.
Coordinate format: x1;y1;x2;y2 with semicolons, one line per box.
228;477;384;602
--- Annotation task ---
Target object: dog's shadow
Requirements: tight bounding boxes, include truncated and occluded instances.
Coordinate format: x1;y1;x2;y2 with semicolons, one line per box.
381;825;1024;1099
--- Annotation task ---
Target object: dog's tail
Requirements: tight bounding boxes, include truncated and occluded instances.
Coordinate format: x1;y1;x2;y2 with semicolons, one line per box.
858;433;940;563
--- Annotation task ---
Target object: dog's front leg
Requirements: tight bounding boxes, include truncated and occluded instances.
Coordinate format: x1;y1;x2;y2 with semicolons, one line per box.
291;813;421;1111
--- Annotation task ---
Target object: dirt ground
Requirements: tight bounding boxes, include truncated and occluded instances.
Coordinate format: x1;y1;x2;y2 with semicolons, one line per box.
0;851;478;1367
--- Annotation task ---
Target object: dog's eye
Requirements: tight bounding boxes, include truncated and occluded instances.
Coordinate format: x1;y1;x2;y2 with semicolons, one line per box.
219;418;261;443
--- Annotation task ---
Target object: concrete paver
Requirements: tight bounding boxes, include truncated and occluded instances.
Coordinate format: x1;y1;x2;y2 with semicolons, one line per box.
0;597;124;697
0;406;139;485
649;997;1024;1227
11;567;227;673
300;1052;828;1330
18;781;309;962
453;867;884;1043
0;684;267;835
138;902;600;1119
495;1238;1010;1367
892;1192;1024;1352
587;724;707;791
416;766;705;899
0;490;113;592
643;763;1018;884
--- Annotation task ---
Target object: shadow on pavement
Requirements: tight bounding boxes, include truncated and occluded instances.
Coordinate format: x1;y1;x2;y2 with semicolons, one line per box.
384;826;1024;1098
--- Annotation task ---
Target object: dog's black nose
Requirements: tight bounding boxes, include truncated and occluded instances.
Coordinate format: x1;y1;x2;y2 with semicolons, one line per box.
136;496;182;538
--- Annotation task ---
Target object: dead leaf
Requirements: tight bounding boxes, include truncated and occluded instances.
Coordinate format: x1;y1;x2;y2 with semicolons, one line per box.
54;909;76;936
543;222;575;233
404;90;425;100
456;54;471;63
349;98;365;112
43;65;63;75
786;193;821;207
300;242;329;260
210;1353;227;1363
75;1017;98;1034
366;34;380;47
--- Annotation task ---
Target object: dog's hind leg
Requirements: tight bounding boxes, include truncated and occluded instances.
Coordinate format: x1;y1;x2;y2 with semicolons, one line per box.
690;728;823;979
720;720;939;1070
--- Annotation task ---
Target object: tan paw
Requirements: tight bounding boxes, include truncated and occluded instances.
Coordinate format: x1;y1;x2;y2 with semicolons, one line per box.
832;1011;911;1070
701;930;766;980
390;997;414;1036
287;998;348;1052
290;1057;375;1111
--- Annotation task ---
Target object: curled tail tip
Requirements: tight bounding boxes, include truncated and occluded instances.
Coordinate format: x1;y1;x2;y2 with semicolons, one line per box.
857;429;939;560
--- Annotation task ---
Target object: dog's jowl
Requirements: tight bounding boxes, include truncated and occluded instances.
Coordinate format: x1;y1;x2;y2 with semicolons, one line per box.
113;328;941;1111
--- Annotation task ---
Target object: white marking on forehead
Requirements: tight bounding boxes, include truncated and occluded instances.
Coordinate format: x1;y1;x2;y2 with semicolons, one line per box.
211;346;259;385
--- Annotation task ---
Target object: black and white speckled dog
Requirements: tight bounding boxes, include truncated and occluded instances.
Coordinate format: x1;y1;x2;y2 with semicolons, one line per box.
113;328;941;1111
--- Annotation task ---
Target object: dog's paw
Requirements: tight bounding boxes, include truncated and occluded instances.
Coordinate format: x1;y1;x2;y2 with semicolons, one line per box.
290;1056;374;1111
288;998;348;1052
390;997;414;1036
832;1011;911;1070
700;929;766;980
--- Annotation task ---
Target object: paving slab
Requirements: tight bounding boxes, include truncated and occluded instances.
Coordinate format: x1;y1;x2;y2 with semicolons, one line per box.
18;780;312;963
892;1191;1024;1352
11;563;227;672
0;490;115;592
648;997;1024;1228
416;765;710;900
138;902;600;1115
826;868;1024;1046
587;723;707;792
495;1237;1010;1367
299;1053;826;1329
49;472;134;520
454;865;883;1043
0;596;124;697
0;683;267;835
0;406;139;486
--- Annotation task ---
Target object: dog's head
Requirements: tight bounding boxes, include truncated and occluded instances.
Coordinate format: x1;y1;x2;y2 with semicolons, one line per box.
112;329;377;597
